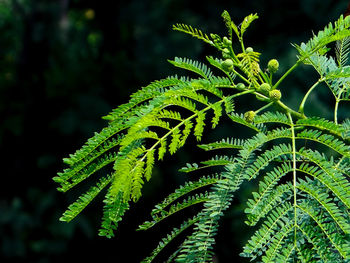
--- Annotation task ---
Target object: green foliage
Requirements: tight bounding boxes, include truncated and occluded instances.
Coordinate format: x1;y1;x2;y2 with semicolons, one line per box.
56;10;350;262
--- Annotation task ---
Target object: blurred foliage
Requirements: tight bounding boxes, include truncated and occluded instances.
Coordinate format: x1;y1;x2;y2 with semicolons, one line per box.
0;0;348;262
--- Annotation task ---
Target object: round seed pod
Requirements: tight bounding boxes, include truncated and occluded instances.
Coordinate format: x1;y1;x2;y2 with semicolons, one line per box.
269;89;282;101
236;83;245;90
246;47;254;53
259;83;271;94
268;59;279;73
222;59;234;71
244;111;256;122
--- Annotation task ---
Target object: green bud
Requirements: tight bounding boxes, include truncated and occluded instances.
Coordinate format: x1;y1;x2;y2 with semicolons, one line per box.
268;59;279;73
222;48;230;59
269;89;282;101
244;111;256;122
246;47;254;53
236;83;245;89
221;59;234;71
223;36;232;46
259;83;271;94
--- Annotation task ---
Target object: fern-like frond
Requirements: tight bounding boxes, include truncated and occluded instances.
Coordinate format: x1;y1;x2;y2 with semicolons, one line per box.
336;36;350;66
241;202;293;259
296;129;350;157
240;13;259;37
343;118;350;139
54;133;122;191
304;52;350;100
227;112;264;132
139;175;219;230
245;162;292;217
261;219;294;263
141;215;200;263
296;117;345;138
206;56;236;83
297;162;350;212
179;155;235;173
297;200;350;259
60;175;112;222
197;137;245;151
175;155;254;262
143;193;210;228
244;144;293;180
99;190;129;238
168;57;213;79
253;111;290;126
245;183;293;226
295;15;350;61
103;76;185;122
172;23;214;46
221;10;233;39
237;50;261;80
297;220;345;262
297;148;350;209
274;242;296;263
297;177;350;234
55;151;118;192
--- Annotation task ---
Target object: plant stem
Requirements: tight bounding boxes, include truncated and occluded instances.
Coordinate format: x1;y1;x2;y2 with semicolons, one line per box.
228;46;239;64
273;61;301;90
334;85;346;124
298;78;323;114
276;100;306;119
334;99;340;124
231;67;250;84
260;70;270;84
255;102;273;114
269;72;273;85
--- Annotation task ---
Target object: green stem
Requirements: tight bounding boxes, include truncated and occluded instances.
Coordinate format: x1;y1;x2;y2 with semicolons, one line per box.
257;72;264;84
228;46;239;64
273;61;301;90
240;36;245;52
231;67;250;84
276;100;306;119
255;102;273;114
260;70;270;84
334;99;340;124
298;78;323;114
288;113;298;248
334;85;346;124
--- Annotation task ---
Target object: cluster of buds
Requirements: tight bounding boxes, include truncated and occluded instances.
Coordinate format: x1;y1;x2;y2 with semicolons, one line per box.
269;89;282;101
246;47;254;53
221;36;232;59
235;83;245;89
222;48;230;59
244;111;256;123
221;58;234;72
258;83;271;94
267;59;279;74
223;36;232;46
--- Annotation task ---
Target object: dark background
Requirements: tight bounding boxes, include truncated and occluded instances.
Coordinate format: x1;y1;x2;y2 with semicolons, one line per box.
0;0;349;262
